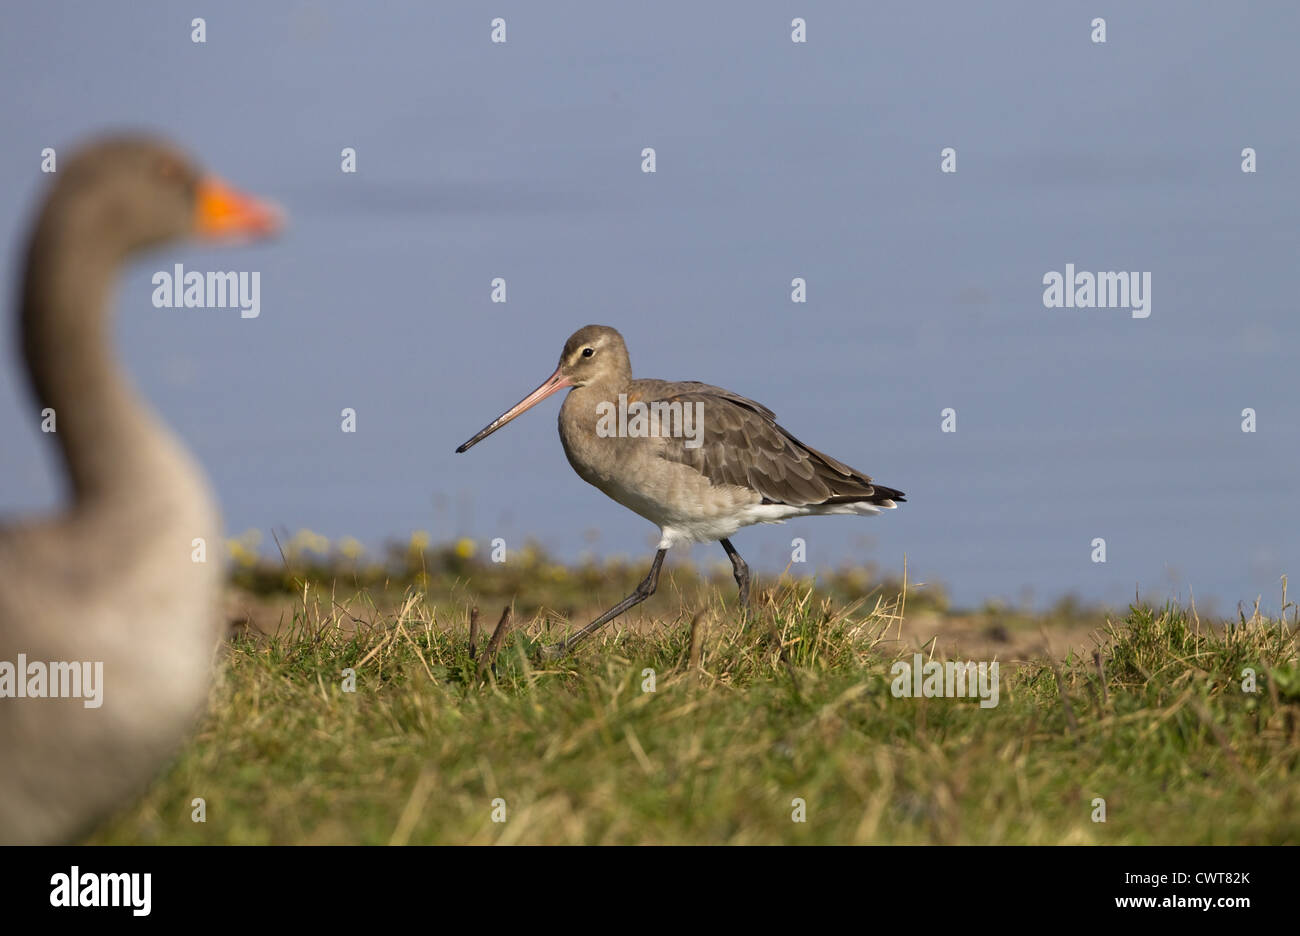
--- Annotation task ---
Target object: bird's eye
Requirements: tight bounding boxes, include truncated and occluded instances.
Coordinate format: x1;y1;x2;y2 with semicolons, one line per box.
582;347;595;357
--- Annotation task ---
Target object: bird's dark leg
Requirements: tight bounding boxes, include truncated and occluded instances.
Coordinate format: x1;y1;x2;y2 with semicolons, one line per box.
546;549;667;657
721;538;750;609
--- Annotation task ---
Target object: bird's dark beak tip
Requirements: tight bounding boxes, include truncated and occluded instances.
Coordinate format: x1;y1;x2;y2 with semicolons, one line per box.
455;444;468;454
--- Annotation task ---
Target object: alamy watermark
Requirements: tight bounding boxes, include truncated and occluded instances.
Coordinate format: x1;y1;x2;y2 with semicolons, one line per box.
152;263;261;318
0;654;103;708
50;866;150;916
1043;264;1150;319
595;394;704;449
890;654;1000;709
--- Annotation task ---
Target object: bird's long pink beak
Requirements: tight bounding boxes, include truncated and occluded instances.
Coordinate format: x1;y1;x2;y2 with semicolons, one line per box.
456;366;574;453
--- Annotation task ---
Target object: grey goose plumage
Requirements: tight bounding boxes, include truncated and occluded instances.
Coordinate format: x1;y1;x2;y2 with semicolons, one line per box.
0;135;279;844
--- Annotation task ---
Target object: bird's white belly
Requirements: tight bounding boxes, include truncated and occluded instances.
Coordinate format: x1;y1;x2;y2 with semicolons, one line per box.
568;447;807;548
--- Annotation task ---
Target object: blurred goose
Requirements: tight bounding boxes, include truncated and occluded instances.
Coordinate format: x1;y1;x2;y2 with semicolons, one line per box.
0;136;280;843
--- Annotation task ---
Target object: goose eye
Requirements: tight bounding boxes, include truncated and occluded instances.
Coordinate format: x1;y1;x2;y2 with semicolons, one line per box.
582;347;595;358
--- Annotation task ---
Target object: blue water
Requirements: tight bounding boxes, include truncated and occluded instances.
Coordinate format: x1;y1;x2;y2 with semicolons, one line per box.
1;2;1296;614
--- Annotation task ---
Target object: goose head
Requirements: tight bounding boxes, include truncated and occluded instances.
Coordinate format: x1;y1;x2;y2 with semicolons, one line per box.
35;135;282;259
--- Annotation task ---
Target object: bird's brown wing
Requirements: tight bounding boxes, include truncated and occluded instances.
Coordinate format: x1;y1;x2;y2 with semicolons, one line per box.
628;379;904;507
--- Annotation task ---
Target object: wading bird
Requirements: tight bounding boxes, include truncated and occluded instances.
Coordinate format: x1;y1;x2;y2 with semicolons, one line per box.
456;325;905;656
0;136;281;843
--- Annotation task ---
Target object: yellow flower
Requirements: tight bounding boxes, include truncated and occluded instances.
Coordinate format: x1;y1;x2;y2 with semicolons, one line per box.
226;540;256;567
409;530;431;551
292;528;331;555
454;538;476;559
339;537;364;559
226;528;262;567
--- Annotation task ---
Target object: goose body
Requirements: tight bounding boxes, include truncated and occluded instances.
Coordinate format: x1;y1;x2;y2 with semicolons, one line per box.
0;445;221;843
0;136;279;843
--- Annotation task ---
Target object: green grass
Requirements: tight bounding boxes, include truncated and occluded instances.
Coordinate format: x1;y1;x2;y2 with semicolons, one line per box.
90;577;1299;845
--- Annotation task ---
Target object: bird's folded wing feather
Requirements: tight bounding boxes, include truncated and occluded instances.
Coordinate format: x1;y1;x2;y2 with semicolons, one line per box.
630;380;882;507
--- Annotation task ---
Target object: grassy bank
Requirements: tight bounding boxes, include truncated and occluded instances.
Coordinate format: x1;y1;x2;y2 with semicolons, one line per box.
90;568;1299;844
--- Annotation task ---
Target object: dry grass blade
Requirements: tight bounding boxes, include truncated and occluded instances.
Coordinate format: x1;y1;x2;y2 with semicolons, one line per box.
477;606;514;680
468;605;480;661
687;611;705;674
388;768;437;846
1093;650;1109;708
764;619;802;700
1043;641;1079;736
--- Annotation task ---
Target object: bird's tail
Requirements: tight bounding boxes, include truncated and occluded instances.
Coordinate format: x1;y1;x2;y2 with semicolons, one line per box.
822;484;906;508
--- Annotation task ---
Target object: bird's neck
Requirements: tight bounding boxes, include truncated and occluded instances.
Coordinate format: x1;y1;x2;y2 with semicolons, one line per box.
21;221;195;506
572;374;631;407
